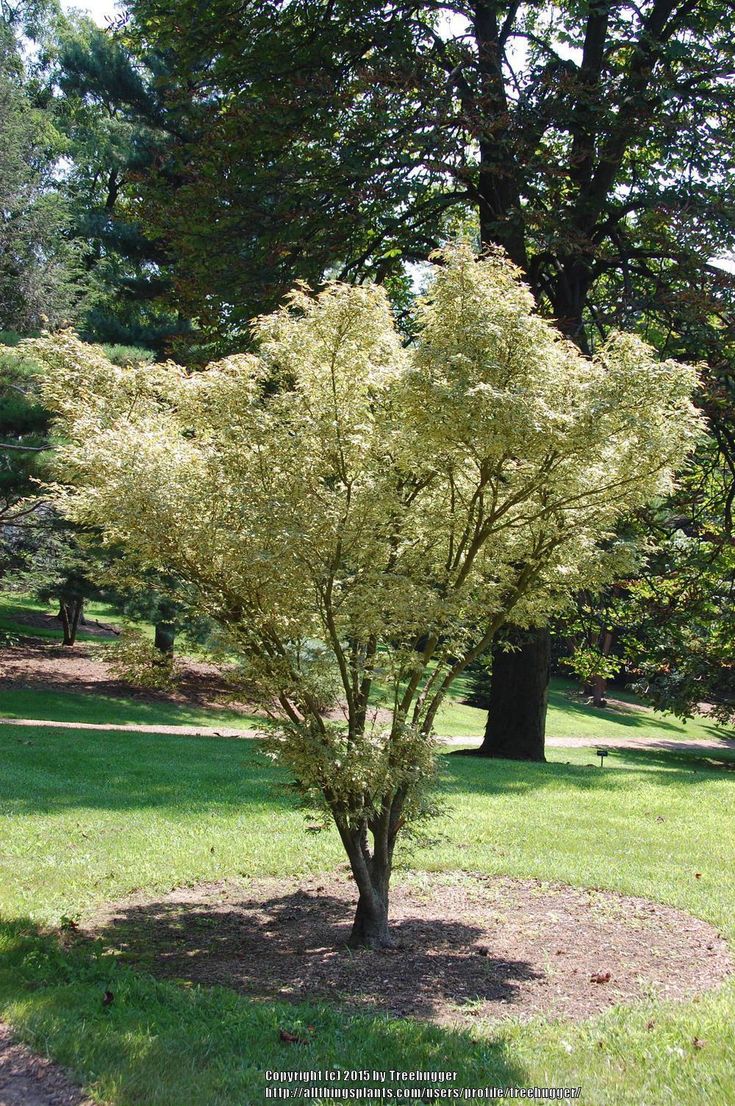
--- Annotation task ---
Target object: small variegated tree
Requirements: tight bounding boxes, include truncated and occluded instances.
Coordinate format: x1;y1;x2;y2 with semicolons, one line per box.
28;246;701;948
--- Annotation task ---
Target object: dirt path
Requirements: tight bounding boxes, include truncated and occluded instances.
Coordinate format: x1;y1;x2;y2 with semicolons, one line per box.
1;715;732;758
2;640;732;757
445;733;735;756
0;1025;94;1106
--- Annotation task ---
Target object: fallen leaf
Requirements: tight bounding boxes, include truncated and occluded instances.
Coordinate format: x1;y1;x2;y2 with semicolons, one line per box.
590;972;611;984
693;1037;707;1050
279;1029;305;1045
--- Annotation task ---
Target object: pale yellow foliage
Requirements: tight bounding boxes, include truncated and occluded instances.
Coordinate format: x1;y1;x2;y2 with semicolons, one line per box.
26;244;703;845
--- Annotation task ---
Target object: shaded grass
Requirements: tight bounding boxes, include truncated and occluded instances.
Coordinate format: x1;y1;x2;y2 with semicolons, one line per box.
1;723;735;1104
2;589;731;745
0;593;140;644
0;686;262;730
434;675;732;744
1;673;729;744
0;920;526;1106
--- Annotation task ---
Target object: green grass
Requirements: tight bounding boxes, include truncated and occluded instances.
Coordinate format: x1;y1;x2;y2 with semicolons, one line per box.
1;724;734;1104
0;685;262;730
3;673;729;746
0;593;146;644
434;675;732;745
3;589;730;746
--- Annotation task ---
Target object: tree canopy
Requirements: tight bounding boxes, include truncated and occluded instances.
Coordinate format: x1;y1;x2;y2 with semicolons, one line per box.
29;245;701;945
0;20;79;333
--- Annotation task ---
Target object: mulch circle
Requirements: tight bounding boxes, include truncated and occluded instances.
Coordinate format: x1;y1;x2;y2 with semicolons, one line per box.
86;870;733;1027
0;1025;94;1106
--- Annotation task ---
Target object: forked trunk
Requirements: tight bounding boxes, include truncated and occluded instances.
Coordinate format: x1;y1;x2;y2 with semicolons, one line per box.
60;598;83;647
349;881;391;950
344;824;395;949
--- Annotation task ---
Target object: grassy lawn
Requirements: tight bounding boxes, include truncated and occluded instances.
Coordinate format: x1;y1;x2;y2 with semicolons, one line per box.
2;589;730;746
2;675;730;745
0;723;734;1105
0;686;263;730
434;674;732;744
0;593;138;644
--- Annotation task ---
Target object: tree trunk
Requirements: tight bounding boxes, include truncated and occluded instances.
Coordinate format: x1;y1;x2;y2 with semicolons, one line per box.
342;814;397;950
348;872;391;950
154;621;176;655
61;598;83;647
475;628;550;761
588;675;607;707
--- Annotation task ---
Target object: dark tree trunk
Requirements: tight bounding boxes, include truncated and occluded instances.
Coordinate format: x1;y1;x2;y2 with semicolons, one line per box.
154;621;176;655
348;869;391;950
585;674;607;707
476;628;550;761
342;808;399;950
583;629;614;706
60;598;84;647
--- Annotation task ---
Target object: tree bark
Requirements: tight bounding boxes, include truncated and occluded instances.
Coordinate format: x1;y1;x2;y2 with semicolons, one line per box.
340;803;399;950
60;598;83;647
154;621;176;655
475;628;550;761
348;866;391;949
587;674;607;707
583;629;614;706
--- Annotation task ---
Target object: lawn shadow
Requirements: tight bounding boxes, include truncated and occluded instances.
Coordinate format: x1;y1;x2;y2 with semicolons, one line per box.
0;915;530;1104
0;726;289;815
4;721;732;823
0;679;257;729
546;684;732;741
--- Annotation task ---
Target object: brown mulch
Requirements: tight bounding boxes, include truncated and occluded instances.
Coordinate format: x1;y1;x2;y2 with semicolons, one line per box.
0;1025;94;1106
85;871;732;1028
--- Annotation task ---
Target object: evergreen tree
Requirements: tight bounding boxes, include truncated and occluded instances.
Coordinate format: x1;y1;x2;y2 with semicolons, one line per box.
50;16;187;353
0;17;80;333
122;0;735;748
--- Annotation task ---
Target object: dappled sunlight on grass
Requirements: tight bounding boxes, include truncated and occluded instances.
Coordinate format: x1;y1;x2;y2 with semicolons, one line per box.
434;676;733;744
0;686;261;729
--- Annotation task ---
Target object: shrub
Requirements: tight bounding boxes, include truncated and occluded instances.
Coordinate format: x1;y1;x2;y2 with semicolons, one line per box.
105;628;179;691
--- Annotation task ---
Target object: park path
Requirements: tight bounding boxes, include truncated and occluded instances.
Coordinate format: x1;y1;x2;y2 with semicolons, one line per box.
1;715;733;757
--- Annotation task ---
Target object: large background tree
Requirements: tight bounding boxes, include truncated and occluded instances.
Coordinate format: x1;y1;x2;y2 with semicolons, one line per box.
115;0;735;751
48;16;188;354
